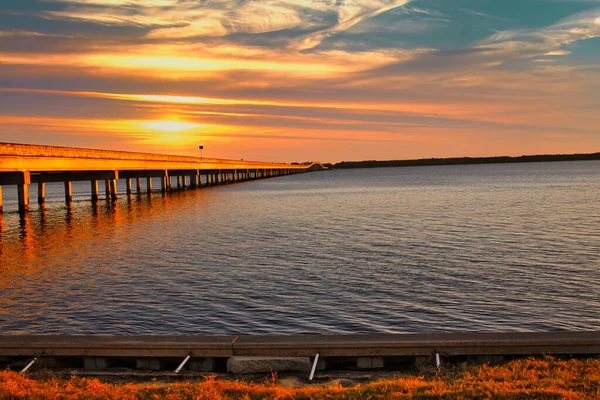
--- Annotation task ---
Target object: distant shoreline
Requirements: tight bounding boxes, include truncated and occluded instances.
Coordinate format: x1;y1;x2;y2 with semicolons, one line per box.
331;152;600;170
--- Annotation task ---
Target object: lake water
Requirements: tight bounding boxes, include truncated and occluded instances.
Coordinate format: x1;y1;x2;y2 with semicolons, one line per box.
0;161;599;334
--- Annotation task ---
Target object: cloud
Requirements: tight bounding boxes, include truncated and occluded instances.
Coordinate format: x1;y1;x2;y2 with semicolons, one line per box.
43;0;413;48
477;8;600;59
291;0;412;50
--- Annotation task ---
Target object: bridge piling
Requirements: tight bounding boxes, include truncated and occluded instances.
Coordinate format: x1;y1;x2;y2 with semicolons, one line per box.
38;182;46;205
193;172;200;189
17;172;31;214
126;178;133;196
17;184;29;213
146;177;153;193
91;180;99;202
0;186;3;212
64;181;73;204
110;180;118;200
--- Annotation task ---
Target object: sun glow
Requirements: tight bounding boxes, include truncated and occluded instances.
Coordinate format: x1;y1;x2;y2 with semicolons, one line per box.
142;120;200;132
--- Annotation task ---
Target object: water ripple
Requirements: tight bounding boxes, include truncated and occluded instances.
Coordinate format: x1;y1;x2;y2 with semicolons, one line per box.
1;161;599;334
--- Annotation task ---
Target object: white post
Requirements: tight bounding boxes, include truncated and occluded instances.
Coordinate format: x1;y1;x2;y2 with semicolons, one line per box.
175;353;192;374
309;353;320;381
21;355;39;373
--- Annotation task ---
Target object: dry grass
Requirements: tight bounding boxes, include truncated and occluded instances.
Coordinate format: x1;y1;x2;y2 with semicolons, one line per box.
1;357;599;399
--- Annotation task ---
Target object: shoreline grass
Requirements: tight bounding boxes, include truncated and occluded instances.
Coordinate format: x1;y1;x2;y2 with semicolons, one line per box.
1;357;599;399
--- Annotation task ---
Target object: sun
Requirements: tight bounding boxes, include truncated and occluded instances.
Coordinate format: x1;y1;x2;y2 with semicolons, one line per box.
142;120;199;132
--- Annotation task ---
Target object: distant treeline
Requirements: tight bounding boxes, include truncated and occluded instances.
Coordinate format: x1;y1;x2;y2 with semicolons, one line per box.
332;153;600;170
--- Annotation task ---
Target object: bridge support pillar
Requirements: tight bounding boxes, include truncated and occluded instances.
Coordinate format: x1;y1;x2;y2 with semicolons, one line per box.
105;180;110;198
110;180;118;200
0;186;3;213
146;177;153;193
38;182;46;205
160;176;167;193
17;172;31;214
126;178;132;196
91;180;99;202
64;181;73;204
136;177;141;193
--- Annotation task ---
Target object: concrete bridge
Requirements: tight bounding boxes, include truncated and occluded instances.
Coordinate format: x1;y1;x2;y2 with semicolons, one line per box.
0;142;326;213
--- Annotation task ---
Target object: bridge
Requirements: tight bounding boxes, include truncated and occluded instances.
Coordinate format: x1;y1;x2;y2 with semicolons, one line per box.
0;142;326;213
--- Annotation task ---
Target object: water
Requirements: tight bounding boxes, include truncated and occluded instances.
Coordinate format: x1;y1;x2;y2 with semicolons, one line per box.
1;161;599;334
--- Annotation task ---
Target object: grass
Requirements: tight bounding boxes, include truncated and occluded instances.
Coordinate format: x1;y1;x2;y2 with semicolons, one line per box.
0;357;599;399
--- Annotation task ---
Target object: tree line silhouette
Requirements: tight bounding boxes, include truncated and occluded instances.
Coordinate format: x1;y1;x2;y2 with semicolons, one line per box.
332;153;600;170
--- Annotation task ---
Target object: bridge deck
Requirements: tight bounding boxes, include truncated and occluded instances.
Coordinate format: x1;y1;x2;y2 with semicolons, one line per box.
0;142;320;172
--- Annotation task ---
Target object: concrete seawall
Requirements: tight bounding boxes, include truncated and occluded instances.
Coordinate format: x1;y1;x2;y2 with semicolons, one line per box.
1;332;599;373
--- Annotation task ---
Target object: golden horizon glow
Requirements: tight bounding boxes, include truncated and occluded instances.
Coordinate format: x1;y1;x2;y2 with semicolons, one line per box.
141;120;200;133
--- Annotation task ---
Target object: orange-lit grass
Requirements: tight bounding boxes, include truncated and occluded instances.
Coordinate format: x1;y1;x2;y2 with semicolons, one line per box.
1;357;599;399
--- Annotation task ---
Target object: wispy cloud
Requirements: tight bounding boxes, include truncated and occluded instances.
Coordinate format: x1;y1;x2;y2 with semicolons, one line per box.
477;8;600;59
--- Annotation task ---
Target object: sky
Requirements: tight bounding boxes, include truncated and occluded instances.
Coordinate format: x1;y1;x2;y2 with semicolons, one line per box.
0;0;599;162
